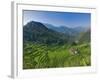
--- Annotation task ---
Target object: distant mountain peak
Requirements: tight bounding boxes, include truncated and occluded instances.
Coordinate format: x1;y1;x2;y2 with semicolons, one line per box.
27;21;42;25
24;21;48;30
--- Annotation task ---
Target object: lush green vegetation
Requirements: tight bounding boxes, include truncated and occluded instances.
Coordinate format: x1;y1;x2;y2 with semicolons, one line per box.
23;21;91;69
23;42;91;69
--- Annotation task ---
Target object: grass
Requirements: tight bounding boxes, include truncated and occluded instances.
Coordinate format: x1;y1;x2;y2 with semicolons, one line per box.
23;42;91;69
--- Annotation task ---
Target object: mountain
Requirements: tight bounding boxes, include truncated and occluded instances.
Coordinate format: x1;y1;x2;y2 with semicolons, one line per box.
45;24;76;36
72;26;89;33
45;24;91;44
44;24;89;36
23;21;69;45
23;21;90;45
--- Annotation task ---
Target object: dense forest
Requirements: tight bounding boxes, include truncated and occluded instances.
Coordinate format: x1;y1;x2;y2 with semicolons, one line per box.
23;21;91;69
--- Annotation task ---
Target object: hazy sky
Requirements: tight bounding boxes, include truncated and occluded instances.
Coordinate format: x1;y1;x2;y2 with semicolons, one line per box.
23;10;91;28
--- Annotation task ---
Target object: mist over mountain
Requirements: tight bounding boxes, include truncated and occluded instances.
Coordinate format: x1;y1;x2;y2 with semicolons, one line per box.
44;23;89;36
72;26;90;33
23;21;69;45
45;24;74;35
23;21;90;45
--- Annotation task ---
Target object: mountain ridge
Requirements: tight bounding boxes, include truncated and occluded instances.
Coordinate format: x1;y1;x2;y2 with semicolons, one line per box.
23;21;69;45
23;21;90;45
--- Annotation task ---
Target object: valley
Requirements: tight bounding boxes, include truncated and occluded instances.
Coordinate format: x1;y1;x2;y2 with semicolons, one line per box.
23;21;91;69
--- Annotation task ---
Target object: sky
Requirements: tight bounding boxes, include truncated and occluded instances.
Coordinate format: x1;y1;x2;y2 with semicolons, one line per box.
23;10;91;28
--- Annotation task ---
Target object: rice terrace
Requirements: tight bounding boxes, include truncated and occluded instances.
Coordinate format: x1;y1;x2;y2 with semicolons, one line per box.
23;10;91;69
